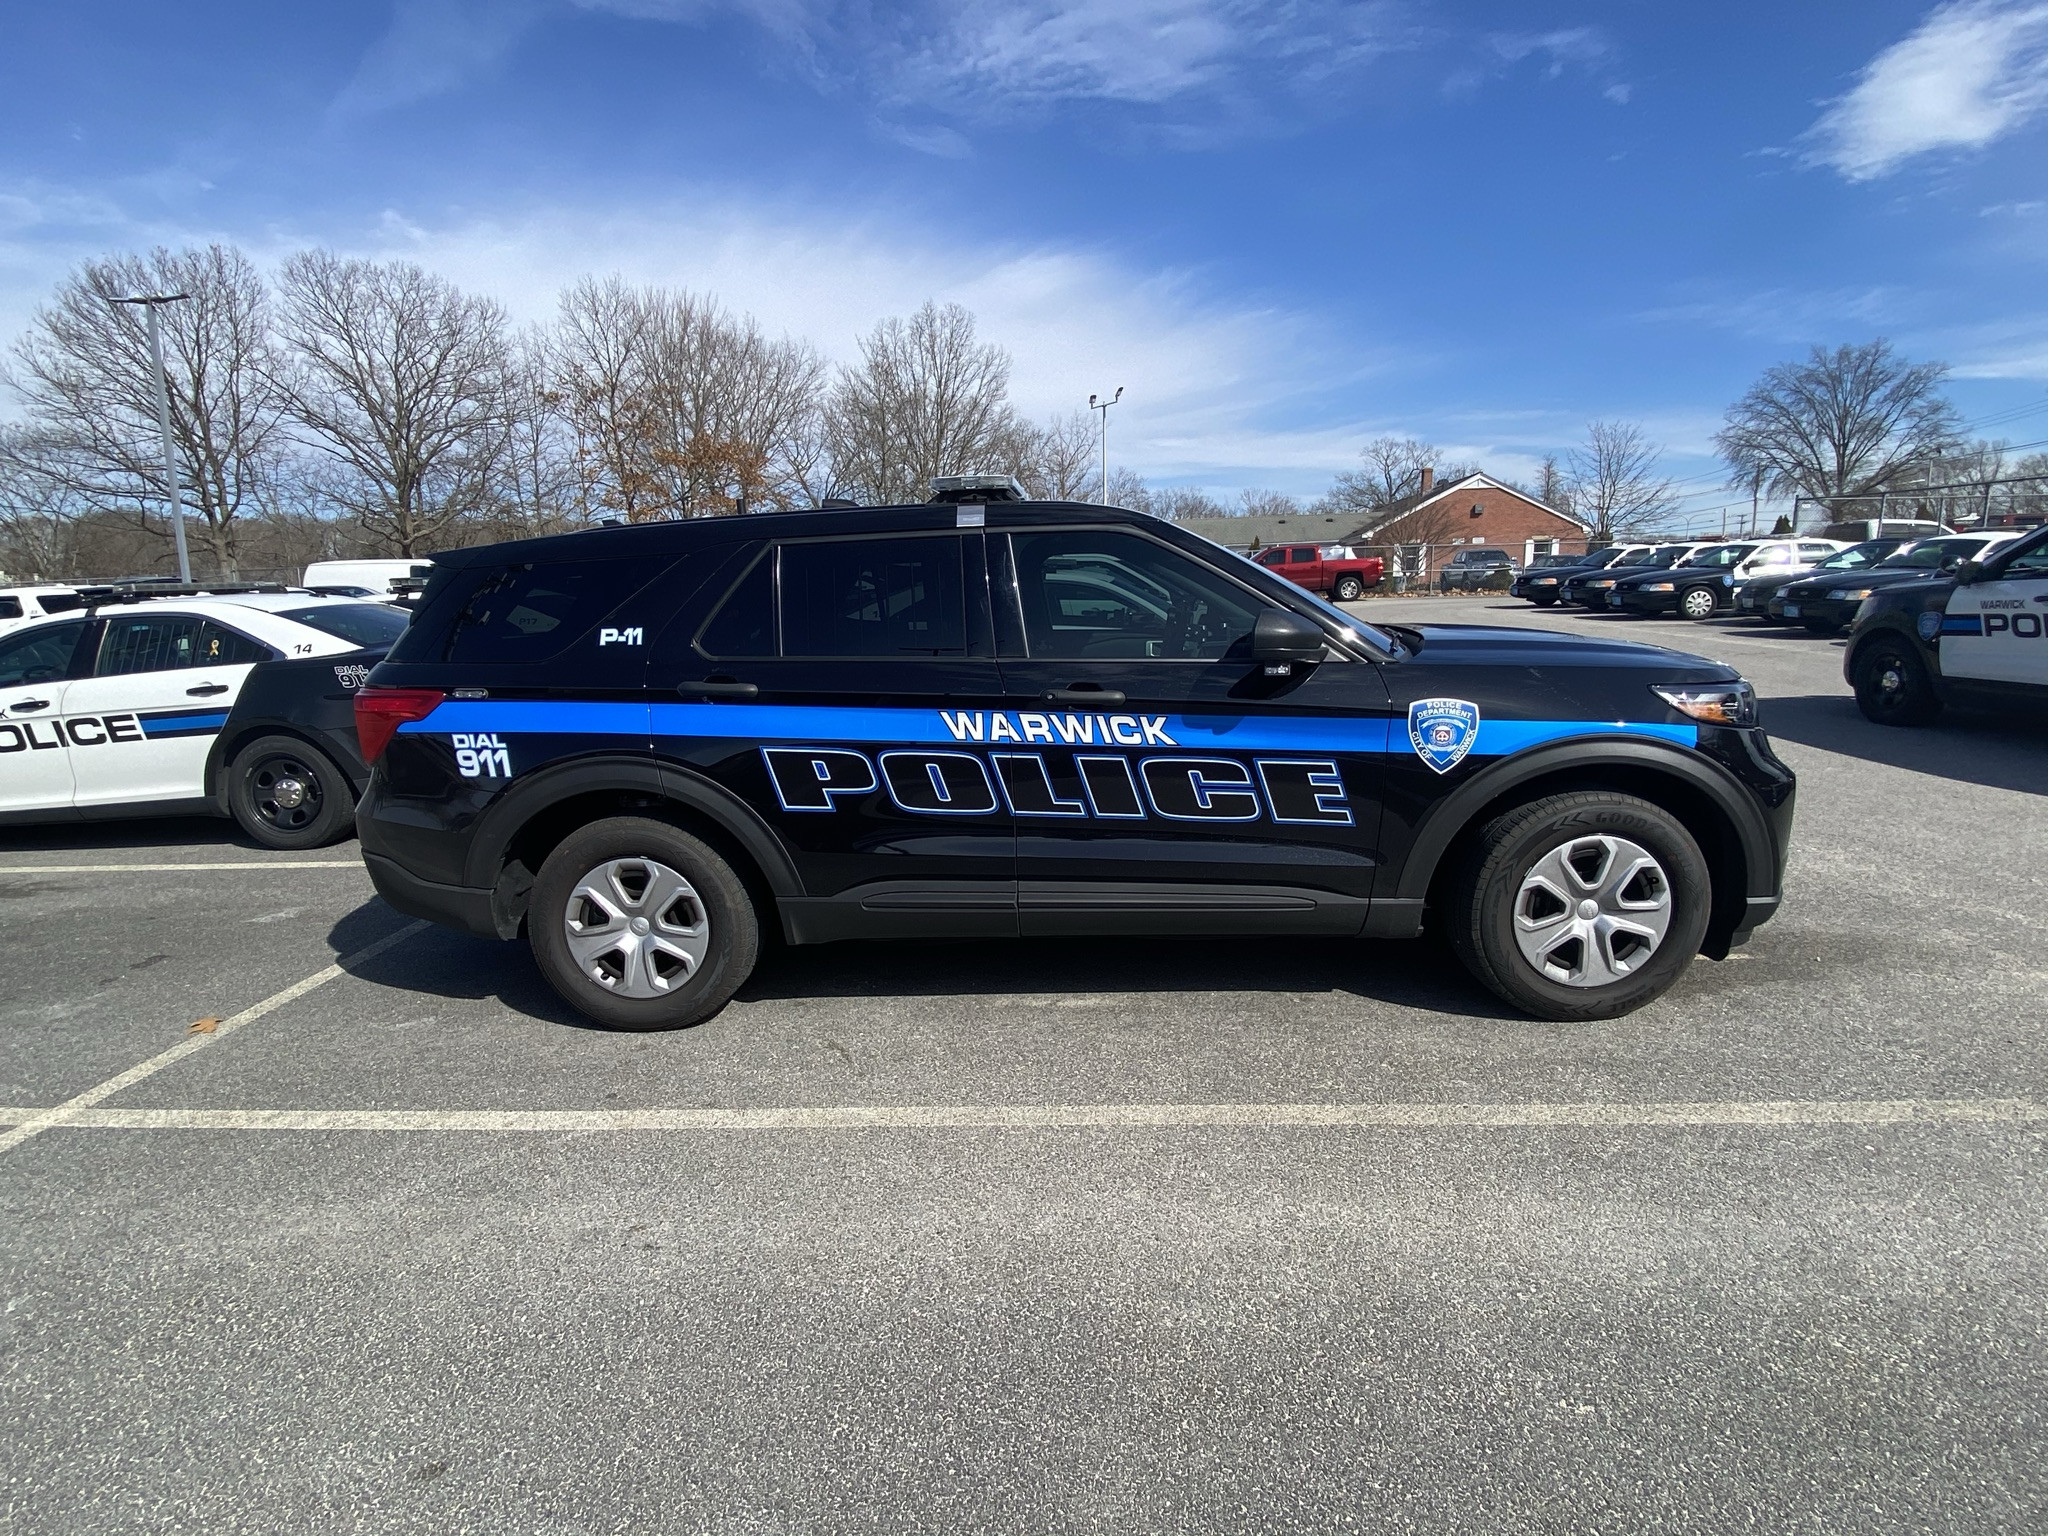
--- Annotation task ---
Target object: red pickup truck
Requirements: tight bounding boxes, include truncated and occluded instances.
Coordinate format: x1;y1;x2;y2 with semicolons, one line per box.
1252;543;1385;601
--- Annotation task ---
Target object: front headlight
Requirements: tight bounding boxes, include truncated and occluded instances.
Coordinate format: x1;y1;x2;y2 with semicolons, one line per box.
1827;587;1874;601
1654;681;1757;727
1587;579;1615;589
1644;581;1675;592
1532;577;1558;585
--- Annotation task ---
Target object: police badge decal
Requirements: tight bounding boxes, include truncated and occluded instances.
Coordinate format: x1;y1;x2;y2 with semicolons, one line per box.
1407;697;1480;773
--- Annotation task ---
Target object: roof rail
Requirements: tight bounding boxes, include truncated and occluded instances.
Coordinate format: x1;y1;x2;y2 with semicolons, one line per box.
74;581;289;607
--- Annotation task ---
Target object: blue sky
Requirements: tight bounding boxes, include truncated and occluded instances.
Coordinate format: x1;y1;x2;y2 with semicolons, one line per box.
5;0;2048;525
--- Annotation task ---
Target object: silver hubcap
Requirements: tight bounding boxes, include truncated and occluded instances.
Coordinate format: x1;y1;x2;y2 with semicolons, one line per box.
563;858;711;998
1683;590;1713;617
271;777;306;809
1513;835;1673;988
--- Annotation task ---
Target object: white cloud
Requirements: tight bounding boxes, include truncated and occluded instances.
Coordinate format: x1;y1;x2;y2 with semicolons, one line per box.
1806;0;2048;180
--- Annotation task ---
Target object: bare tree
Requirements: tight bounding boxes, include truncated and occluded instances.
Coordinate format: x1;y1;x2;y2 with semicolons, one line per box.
6;245;291;577
556;275;665;520
1536;453;1573;513
491;325;579;535
825;302;1022;505
275;251;514;556
1009;410;1098;500
1714;340;1962;519
1238;488;1302;518
0;428;89;580
1567;420;1679;541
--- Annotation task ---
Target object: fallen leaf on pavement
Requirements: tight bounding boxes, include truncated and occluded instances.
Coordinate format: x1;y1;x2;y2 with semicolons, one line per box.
186;1017;219;1035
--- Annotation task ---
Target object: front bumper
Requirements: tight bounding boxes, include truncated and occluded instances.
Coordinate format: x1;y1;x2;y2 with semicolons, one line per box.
1610;589;1681;614
1768;593;1859;627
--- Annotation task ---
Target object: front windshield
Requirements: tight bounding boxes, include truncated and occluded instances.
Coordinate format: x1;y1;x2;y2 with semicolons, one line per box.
1640;548;1691;569
1816;542;1888;571
1680;544;1759;569
277;603;410;648
1876;539;1985;571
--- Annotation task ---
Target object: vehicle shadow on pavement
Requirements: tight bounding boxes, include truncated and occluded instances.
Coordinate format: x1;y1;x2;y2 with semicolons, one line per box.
0;818;285;853
324;899;1523;1026
1763;693;2048;796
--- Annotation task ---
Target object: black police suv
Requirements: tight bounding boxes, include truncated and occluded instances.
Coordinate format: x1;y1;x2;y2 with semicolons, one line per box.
353;493;1796;1031
217;644;392;847
1844;523;2048;726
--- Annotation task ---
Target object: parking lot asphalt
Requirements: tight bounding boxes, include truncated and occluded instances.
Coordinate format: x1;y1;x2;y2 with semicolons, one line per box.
3;597;2045;1533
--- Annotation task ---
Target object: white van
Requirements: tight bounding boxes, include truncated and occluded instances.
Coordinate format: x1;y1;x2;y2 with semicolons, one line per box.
301;559;435;597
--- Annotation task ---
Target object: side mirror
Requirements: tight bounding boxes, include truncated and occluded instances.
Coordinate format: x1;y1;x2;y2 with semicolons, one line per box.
1252;609;1327;669
1953;558;1983;585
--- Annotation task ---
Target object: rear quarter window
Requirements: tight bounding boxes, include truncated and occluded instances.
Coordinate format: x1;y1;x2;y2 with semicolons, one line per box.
425;557;674;665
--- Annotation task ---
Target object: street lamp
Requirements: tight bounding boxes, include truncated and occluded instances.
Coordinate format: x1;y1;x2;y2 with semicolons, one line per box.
1088;387;1123;503
109;292;193;583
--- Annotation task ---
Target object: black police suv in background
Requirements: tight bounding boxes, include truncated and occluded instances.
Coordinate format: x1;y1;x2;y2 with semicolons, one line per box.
1437;547;1517;592
1845;523;2048;725
1768;533;2014;635
352;493;1795;1032
1510;546;1651;606
1733;537;1916;621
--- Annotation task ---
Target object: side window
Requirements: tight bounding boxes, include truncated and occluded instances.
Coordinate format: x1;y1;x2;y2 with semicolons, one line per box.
197;622;271;666
1009;529;1262;662
96;615;208;676
1288;548;1315;564
697;550;776;658
0;621;90;688
1256;548;1286;567
779;537;965;658
1799;543;1835;560
442;557;669;664
0;598;21;620
1996;537;2048;578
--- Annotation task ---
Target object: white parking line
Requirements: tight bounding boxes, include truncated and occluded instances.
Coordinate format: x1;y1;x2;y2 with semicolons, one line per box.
0;920;429;1156
0;1097;2038;1134
0;861;364;874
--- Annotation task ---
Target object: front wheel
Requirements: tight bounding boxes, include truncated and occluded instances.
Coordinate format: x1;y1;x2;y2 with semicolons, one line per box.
1678;587;1719;621
1333;575;1364;602
226;735;357;849
1853;636;1942;727
1531;596;1558;607
529;817;760;1030
1449;792;1711;1021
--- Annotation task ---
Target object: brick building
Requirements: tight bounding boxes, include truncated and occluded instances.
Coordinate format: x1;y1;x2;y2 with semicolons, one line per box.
1348;469;1587;579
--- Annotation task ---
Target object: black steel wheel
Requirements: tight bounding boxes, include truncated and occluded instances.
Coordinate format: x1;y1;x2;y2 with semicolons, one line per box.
1853;635;1943;726
227;734;357;849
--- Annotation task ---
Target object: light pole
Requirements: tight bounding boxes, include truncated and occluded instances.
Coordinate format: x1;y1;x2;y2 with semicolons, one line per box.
110;292;193;583
1088;387;1122;502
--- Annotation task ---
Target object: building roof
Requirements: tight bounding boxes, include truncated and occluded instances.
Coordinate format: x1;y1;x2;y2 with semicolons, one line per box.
1347;471;1587;539
1165;511;1370;550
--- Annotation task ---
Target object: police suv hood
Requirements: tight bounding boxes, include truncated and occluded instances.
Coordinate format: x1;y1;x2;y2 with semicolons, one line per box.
1397;623;1737;680
1785;566;1937;595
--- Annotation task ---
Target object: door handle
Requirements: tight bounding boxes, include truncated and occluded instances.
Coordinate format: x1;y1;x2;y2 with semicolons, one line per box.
679;679;759;699
10;699;50;712
186;682;230;697
2032;594;2048;605
1043;685;1127;706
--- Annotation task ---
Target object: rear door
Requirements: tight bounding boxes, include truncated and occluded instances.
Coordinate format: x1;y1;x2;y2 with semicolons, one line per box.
993;525;1390;934
1942;531;2048;687
0;620;92;813
649;530;1018;932
65;612;272;807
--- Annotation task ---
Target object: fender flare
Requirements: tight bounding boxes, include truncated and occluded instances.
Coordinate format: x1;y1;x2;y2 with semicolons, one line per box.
459;754;804;899
1391;737;1781;903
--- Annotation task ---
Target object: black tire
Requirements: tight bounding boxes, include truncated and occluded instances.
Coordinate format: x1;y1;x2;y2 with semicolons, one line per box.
1531;596;1558;607
1853;635;1943;727
1802;620;1841;636
529;816;759;1031
225;734;357;850
1333;575;1364;602
1448;792;1711;1021
1678;586;1718;621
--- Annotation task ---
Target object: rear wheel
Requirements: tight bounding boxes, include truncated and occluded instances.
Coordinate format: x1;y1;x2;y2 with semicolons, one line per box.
226;735;356;849
1853;635;1943;727
529;817;759;1030
1678;586;1718;621
1449;792;1710;1021
1333;574;1364;602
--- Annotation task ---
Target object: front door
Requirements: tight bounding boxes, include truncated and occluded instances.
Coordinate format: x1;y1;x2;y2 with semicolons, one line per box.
648;529;1017;933
0;620;92;813
992;525;1391;935
64;613;269;808
1942;532;2048;686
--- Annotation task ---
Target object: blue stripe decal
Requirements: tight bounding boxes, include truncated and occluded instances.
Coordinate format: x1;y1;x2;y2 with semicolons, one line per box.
1940;614;1983;635
400;700;1696;756
139;711;229;736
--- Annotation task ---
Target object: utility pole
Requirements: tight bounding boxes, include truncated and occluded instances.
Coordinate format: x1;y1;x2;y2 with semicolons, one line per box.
1089;387;1123;502
110;293;193;583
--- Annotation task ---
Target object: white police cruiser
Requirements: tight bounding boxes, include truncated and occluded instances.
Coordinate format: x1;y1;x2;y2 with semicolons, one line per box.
1846;523;2048;724
0;586;407;842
